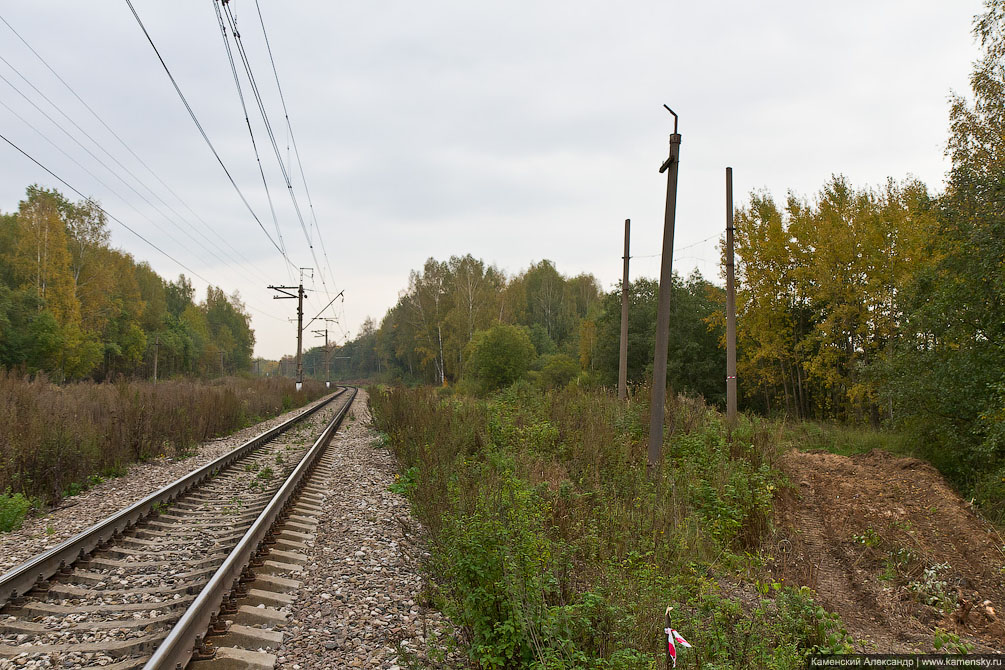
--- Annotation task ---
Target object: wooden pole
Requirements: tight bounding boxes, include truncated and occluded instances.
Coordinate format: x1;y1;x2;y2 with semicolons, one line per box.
726;167;737;427
647;123;682;475
618;218;631;401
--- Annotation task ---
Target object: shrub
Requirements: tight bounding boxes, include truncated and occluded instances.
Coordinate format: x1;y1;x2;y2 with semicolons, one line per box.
536;354;579;390
0;490;31;532
465;324;536;393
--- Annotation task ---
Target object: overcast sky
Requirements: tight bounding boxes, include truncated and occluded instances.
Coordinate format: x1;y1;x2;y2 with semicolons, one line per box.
0;1;984;359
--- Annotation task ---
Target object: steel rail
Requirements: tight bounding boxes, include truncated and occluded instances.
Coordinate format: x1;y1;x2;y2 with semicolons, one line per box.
0;387;346;609
144;386;358;669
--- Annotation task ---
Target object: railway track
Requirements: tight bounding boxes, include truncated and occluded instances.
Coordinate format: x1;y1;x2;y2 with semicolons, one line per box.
0;387;358;670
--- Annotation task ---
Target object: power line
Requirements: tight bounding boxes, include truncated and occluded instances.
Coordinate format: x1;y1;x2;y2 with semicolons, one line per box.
0;130;210;285
123;0;293;271
0;129;286;323
0;52;270;285
0;12;280;288
0;95;215;269
0;68;234;273
220;3;333;300
211;0;290;276
252;0;339;296
633;232;721;259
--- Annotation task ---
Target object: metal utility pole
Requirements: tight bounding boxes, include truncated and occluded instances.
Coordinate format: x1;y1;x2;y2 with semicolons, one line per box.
647;105;682;476
269;272;309;391
152;334;159;384
726;167;738;427
618;219;631;401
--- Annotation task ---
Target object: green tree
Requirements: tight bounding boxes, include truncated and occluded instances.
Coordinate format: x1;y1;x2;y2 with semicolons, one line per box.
404;259;452;384
882;0;1005;509
465;324;536;393
594;272;725;404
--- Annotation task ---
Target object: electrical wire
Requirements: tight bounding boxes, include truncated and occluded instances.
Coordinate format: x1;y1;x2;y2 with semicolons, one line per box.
0;12;282;287
211;0;290;275
0;53;272;286
123;0;294;272
220;3;332;300
1;123;286;321
252;0;339;295
0;130;211;285
0;95;214;268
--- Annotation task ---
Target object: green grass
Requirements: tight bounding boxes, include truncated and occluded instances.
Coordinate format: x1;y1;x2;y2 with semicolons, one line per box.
780;421;912;457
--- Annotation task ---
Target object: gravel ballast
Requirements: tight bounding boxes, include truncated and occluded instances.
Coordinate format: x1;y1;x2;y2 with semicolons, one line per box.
0;393;336;575
0;397;351;670
275;390;461;670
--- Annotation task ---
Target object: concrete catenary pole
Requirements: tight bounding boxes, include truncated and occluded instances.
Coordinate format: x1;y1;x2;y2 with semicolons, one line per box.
295;283;304;392
726;167;738;427
647;107;681;475
324;327;330;388
618;219;631;401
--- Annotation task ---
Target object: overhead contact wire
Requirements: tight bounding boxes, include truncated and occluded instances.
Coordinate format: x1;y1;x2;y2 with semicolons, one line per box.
211;0;290;278
221;3;332;300
253;0;339;295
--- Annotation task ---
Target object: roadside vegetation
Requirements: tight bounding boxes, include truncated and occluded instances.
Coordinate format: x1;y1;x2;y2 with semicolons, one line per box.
0;372;326;519
372;384;854;668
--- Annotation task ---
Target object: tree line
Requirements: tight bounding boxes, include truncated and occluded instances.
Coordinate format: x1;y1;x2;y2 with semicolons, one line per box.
311;254;726;401
0;186;255;380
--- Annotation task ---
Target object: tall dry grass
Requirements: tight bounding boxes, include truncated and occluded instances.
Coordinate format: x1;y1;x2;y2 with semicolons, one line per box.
0;371;326;502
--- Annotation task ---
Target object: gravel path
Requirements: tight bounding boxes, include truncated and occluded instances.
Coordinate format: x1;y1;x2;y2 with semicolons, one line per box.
0;393;336;575
276;391;464;670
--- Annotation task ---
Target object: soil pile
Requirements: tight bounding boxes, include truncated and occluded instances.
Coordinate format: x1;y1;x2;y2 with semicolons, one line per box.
770;448;1005;653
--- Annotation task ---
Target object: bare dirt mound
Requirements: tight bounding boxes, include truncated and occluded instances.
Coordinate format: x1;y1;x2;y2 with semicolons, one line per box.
769;448;1005;653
